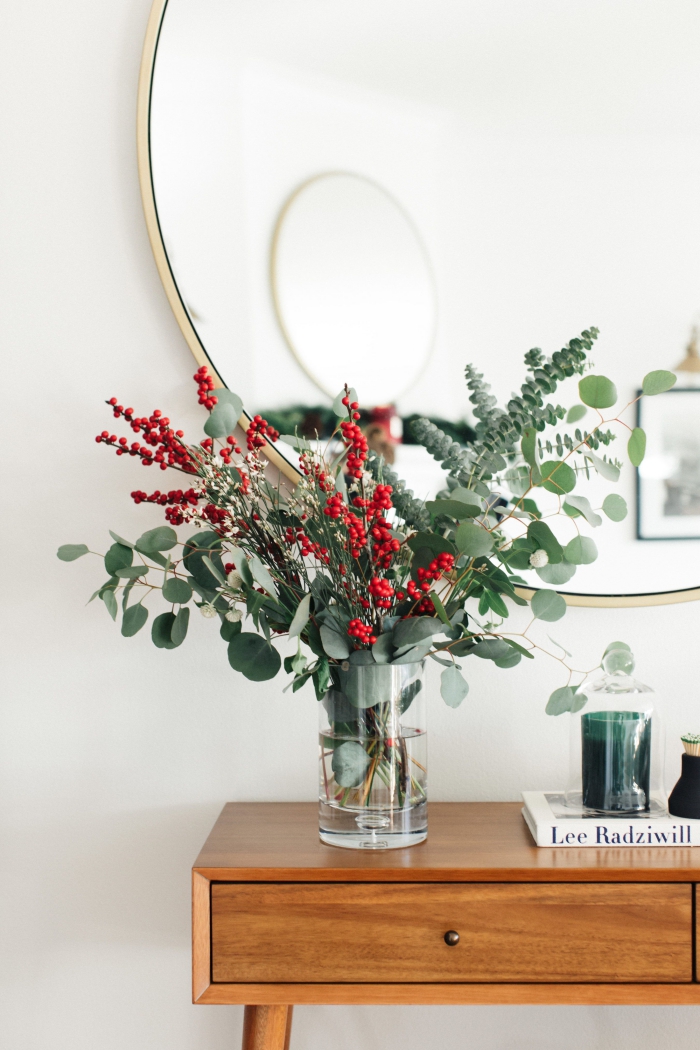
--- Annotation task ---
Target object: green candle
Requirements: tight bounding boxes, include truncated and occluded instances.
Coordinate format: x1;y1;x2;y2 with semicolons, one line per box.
581;710;651;813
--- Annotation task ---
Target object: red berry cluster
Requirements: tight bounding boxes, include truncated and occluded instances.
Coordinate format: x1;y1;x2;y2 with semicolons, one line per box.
130;487;199;507
347;619;377;645
220;434;242;464
194;366;218;409
96;401;193;473
202;504;231;528
369;576;395;610
282;526;330;565
340;415;368;479
246;415;280;451
406;552;455;604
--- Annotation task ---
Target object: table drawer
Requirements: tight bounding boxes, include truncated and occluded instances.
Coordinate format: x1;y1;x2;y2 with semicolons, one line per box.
210;882;692;984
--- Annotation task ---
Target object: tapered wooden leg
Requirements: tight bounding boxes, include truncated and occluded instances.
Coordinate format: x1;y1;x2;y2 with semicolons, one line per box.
242;1005;293;1050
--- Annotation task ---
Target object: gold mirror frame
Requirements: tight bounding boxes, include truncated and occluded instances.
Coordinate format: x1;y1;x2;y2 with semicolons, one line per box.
136;0;700;610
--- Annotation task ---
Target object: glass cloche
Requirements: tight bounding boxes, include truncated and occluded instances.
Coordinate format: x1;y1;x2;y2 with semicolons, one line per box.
564;647;666;816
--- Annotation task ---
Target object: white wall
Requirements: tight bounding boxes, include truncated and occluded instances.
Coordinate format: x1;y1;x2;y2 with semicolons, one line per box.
2;2;700;1049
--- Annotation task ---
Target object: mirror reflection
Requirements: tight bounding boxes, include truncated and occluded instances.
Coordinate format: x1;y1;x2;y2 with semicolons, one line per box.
271;173;435;406
147;0;700;599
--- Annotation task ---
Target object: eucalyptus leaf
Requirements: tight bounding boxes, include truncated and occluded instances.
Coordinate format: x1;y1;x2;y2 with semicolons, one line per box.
203;401;241;438
102;588;118;621
162;577;193;604
250;556;277;597
538;460;576;495
320;625;351;660
579;374;617;409
449;487;483;507
603;640;631;657
115;565;150;579
332;387;358;416
152;611;177;649
563;536;598;565
228;632;281;681
563;495;602;528
602;494;628;521
57;544;89;561
288;593;312;639
566;404;587;423
135;526;178;554
323;689;359;723
104;542;133;576
331;741;372;787
642;370;677;396
170;607;190;647
109;531;134;549
372;633;395;664
425;499;479;521
393;616;443;649
209;387;243;415
455;522;494;558
546;685;581;716
527;520;563;563
340;662;393;708
504;465;531;497
202;555;226;586
494;649;521;668
430;592;452;626
406;532;455;556
473;639;512;661
584;451;620;482
627;427;646;467
536;561;576;585
521;427;539;471
392;640;433;664
531;589;567;622
440;665;469;707
121;603;148;637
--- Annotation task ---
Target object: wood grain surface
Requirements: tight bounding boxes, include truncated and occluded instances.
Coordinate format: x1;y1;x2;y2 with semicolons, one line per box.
241;1006;292;1050
196;982;700;1006
211;882;692;984
194;803;700;882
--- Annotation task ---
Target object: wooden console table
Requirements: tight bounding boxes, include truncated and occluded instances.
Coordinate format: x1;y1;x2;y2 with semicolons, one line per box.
193;802;700;1049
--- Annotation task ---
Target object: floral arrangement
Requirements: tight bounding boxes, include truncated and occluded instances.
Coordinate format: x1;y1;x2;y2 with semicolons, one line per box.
58;329;675;714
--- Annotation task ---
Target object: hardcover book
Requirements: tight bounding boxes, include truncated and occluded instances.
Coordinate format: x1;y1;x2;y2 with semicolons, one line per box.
522;791;700;848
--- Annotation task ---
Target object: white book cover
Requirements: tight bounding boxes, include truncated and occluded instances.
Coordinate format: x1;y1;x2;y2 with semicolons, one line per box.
522;791;700;848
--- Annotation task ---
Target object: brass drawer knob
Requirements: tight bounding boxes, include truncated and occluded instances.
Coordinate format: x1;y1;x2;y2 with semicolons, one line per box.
444;930;460;946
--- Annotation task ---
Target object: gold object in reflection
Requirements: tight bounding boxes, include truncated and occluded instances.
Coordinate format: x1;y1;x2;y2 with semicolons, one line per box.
675;326;700;374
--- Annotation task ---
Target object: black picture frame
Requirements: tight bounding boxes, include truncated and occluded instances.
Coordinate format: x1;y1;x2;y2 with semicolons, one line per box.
637;386;700;541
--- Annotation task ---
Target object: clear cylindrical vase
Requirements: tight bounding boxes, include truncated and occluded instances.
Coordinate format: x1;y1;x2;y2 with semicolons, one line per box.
318;661;427;849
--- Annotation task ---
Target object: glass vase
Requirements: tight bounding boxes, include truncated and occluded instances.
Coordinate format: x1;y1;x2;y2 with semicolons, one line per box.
564;647;666;816
318;661;427;849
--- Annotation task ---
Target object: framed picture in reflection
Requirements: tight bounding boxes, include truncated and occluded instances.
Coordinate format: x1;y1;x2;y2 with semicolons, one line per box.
637;387;700;539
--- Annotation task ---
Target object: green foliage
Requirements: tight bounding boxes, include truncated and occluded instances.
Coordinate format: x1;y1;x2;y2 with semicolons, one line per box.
122;603;148;637
628;427;646;467
105;542;132;575
331;741;372;787
162;577;193;604
578;374;617;409
566;404;587;423
57;544;89;561
602;494;628;521
135;526;178;554
455;522;494;557
642;370;676;396
538;460;576;495
531;589;567;622
440;665;469;707
546;686;586;715
564;536;598;565
228;633;281;681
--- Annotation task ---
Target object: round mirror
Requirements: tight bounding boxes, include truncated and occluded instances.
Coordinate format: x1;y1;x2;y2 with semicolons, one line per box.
271;174;435;405
138;0;700;607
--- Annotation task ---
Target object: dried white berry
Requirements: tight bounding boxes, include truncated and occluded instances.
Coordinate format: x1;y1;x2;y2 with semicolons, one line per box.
226;569;243;589
529;549;549;568
225;609;242;623
200;603;218;618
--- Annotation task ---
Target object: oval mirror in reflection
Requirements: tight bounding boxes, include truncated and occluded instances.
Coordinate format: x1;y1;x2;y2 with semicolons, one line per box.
271;174;436;406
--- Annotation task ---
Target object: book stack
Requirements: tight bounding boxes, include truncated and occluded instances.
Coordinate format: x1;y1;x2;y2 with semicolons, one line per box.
522;791;700;848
